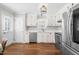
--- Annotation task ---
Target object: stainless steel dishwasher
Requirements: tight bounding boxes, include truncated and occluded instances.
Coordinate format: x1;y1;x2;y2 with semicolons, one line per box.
29;32;37;43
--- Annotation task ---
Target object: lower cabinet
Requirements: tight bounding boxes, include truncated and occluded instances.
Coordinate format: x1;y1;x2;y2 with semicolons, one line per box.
37;32;53;43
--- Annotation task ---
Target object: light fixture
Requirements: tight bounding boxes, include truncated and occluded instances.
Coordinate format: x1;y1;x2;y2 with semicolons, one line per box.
40;5;47;16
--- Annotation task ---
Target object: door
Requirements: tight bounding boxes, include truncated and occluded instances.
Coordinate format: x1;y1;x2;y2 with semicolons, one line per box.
29;32;37;43
15;15;25;43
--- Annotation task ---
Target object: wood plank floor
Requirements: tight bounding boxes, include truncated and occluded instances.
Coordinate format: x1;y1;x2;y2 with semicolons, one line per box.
4;43;62;55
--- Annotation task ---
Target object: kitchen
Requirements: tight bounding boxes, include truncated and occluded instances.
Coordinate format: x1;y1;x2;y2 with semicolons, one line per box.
0;3;79;55
0;3;63;55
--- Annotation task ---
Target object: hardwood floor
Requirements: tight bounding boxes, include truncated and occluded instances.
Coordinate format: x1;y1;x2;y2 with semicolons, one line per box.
4;43;62;55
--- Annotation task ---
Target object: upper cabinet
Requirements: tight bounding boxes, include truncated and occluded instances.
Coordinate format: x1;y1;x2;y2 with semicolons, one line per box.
47;16;62;26
48;16;54;26
26;14;37;26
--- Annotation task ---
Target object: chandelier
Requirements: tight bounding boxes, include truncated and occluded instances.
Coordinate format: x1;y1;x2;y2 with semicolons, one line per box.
40;5;47;16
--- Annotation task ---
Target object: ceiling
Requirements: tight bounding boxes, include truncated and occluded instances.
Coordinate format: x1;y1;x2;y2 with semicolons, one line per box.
2;3;67;16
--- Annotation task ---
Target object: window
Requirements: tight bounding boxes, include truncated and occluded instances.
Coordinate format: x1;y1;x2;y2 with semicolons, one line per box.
2;16;11;32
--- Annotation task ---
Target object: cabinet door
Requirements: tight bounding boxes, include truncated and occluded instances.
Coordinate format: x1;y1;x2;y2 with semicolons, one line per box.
45;32;53;43
37;32;44;43
48;17;56;26
41;32;52;43
27;14;37;26
27;14;32;26
32;14;37;26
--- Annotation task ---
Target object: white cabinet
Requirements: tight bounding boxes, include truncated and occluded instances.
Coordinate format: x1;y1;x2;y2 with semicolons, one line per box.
45;32;53;43
48;16;62;26
37;32;53;43
48;16;53;26
24;32;29;43
27;14;37;26
48;19;56;26
37;32;44;43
